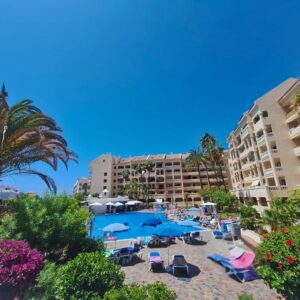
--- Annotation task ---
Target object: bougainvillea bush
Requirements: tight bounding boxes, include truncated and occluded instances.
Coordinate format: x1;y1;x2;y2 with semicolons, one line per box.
256;226;300;300
0;240;44;297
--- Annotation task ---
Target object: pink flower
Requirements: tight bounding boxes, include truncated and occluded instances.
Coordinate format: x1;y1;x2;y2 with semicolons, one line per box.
281;228;287;234
286;239;293;247
277;262;283;270
273;226;278;231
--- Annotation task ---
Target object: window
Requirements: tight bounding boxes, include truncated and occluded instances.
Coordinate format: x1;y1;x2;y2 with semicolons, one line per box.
104;179;107;183
279;177;286;186
103;186;107;189
104;172;107;176
253;115;260;124
262;111;268;118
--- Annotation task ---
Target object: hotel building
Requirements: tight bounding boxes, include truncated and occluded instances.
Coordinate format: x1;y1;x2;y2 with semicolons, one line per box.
73;177;91;195
227;78;300;214
89;152;231;203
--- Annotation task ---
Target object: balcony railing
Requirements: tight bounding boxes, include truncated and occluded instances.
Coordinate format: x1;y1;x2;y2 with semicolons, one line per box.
256;135;266;146
294;146;300;156
286;107;300;123
289;125;300;139
264;168;273;177
241;127;250;139
260;151;270;161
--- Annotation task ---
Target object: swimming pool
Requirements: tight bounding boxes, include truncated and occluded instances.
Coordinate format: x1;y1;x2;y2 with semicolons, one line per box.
90;211;204;240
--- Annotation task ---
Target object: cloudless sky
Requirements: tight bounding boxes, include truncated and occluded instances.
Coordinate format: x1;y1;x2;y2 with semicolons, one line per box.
1;0;300;194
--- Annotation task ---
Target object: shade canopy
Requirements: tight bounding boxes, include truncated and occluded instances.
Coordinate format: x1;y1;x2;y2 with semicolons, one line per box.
200;202;217;206
105;202;115;206
125;201;137;205
188;207;200;211
114;202;124;206
177;220;198;226
103;223;129;232
142;218;162;227
89;202;103;206
153;226;184;238
132;200;142;204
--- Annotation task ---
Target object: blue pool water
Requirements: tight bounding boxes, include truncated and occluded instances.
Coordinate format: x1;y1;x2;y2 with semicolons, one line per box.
90;211;204;240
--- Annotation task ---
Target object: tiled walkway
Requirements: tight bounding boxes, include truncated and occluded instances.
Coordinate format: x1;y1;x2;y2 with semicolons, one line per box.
109;234;281;300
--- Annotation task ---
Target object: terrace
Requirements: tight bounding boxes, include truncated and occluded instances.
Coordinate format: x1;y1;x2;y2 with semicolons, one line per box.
111;237;279;300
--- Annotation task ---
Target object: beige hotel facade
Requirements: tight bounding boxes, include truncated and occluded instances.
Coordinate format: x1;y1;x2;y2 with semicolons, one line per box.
88;153;231;203
227;78;300;214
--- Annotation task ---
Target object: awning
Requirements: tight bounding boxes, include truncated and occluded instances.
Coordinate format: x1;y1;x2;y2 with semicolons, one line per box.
251;180;260;187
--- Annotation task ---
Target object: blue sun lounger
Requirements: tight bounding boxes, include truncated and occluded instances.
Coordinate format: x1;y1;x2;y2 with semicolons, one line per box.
228;266;259;282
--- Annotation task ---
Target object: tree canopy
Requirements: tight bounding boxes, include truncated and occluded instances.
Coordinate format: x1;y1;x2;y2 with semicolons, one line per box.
0;194;90;260
0;85;77;193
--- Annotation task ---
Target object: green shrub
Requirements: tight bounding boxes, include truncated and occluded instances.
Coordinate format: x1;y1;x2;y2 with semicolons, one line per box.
239;203;260;230
26;261;60;300
199;189;239;213
104;282;176;300
0;194;90;260
67;237;105;260
263;194;300;228
256;226;300;299
238;293;254;300
55;252;124;299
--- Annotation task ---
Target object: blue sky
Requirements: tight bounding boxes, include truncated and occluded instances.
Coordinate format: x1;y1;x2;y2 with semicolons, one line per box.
1;0;300;194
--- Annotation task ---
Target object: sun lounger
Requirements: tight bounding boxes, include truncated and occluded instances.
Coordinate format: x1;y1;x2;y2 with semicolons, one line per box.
228;266;259;282
208;250;258;282
148;252;164;271
208;247;245;263
172;254;189;275
220;251;255;271
212;222;232;239
113;247;133;265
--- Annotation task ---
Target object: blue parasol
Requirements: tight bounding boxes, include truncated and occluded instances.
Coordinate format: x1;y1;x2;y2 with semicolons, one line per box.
142;218;162;227
103;223;129;232
177;220;198;226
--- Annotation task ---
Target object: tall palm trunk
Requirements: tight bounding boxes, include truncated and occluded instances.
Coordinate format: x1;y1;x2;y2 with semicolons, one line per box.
217;164;227;191
203;162;211;188
197;164;204;190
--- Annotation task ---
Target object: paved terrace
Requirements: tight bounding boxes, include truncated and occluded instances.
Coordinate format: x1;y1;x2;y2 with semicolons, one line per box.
107;234;281;300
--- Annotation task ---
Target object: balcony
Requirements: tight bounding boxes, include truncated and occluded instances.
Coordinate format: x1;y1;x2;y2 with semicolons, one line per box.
289;125;300;139
294;146;300;157
256;135;266;146
231;186;270;199
241;127;250;140
286;107;300;124
260;151;270;161
264;168;273;177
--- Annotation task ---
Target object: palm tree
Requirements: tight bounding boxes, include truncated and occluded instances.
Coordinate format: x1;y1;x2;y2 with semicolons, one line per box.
124;179;145;200
186;149;204;190
200;133;217;152
0;85;77;193
82;183;89;196
211;147;227;191
143;161;155;206
121;169;130;184
200;133;227;190
135;163;145;182
199;151;211;188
